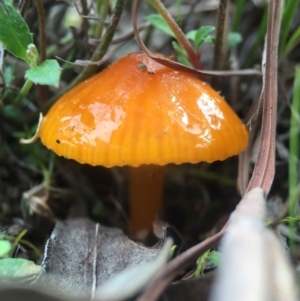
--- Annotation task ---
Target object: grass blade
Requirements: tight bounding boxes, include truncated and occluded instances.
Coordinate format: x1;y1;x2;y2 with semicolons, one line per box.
288;65;300;248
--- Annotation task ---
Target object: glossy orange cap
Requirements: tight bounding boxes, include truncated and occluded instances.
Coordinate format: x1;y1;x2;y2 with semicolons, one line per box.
40;52;248;167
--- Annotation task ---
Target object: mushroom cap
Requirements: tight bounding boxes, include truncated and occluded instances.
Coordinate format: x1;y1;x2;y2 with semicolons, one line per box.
40;52;248;167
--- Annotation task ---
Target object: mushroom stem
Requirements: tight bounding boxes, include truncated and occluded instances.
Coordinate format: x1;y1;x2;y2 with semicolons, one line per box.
128;165;165;233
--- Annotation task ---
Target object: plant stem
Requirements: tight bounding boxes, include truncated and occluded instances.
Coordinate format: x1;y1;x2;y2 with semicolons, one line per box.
34;0;49;105
246;0;282;194
43;151;56;185
10;229;27;257
15;78;33;105
94;0;110;38
146;0;202;70
3;234;42;258
69;0;127;87
34;0;46;63
212;0;229;88
18;0;29;16
80;0;89;45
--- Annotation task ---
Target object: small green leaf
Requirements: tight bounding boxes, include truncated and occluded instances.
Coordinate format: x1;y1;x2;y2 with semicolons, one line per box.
186;26;215;50
172;41;187;58
169;245;177;259
228;32;242;49
177;55;191;67
207;250;221;266
195;249;210;276
147;14;175;38
186;30;197;40
0;240;11;257
0;258;42;278
0;3;33;63
26;44;39;67
204;35;214;45
194;26;215;49
171;41;191;67
25;60;62;87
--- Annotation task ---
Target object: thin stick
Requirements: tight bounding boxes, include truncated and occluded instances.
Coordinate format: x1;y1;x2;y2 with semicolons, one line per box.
246;0;282;194
146;0;202;70
212;0;229;88
132;0;261;79
34;0;46;63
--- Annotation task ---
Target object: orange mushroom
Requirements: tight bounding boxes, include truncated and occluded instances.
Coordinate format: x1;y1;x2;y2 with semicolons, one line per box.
39;52;248;233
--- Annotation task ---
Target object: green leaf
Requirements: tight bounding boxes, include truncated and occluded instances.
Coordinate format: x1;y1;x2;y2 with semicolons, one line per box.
171;41;191;67
186;31;197;40
169;245;177;259
4;0;13;5
177;55;191;67
207;250;221;266
0;258;41;278
194;26;215;50
25;60;62;87
0;2;32;63
26;44;39;67
204;35;214;45
186;26;215;50
147;14;175;38
0;240;11;257
172;41;187;58
195;249;210;276
228;32;243;49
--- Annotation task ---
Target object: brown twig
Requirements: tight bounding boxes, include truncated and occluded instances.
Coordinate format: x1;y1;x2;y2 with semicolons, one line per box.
145;0;202;71
80;0;90;47
237;88;262;195
34;0;50;105
18;0;29;16
34;0;46;63
132;0;261;78
70;0;128;83
211;0;229;89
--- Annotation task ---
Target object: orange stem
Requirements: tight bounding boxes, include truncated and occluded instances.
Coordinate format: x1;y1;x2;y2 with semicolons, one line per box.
128;165;165;233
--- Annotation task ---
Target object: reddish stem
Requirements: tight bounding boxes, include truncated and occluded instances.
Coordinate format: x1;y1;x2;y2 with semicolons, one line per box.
147;0;202;70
